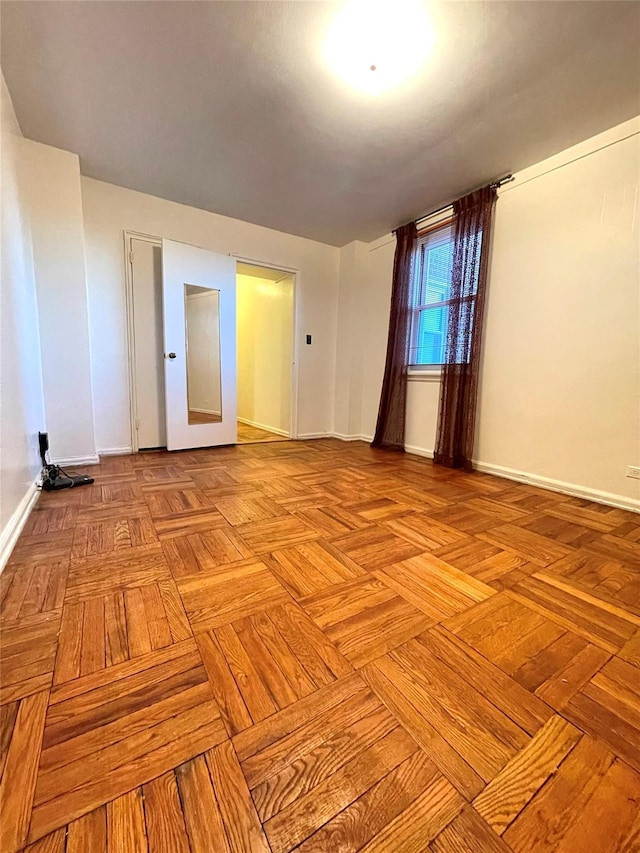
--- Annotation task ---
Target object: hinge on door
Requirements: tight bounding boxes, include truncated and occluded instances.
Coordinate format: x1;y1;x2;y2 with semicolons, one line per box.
135;418;140;430
128;251;134;264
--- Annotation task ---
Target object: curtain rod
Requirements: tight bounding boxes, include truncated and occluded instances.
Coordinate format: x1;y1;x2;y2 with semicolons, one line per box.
413;174;514;230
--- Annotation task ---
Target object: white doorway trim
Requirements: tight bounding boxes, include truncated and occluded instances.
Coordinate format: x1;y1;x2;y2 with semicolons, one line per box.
123;230;162;453
124;236;301;451
231;253;300;441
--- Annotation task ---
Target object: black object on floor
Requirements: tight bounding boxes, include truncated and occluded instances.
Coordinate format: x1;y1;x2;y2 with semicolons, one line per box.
41;465;94;491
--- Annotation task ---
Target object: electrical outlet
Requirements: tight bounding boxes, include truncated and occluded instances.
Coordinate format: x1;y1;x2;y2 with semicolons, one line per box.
627;466;640;480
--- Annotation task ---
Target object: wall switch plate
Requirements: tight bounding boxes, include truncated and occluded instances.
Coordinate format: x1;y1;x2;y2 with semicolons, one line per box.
627;466;640;480
306;334;312;345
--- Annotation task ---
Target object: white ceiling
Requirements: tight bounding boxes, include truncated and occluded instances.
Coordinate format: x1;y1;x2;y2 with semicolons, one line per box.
2;1;639;246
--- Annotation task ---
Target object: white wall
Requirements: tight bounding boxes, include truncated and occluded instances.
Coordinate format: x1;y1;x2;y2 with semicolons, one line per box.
186;289;222;416
237;273;293;434
336;117;640;509
0;76;46;562
81;178;340;452
19;140;97;464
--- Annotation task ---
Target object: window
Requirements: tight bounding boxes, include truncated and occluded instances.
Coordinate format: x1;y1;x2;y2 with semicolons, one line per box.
409;221;454;367
409;218;483;367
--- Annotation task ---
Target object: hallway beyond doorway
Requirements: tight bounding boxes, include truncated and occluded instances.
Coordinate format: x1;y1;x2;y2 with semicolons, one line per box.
237;262;295;443
237;421;289;444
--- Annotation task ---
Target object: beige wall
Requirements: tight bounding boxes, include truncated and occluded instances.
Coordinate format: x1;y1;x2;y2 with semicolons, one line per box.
334;241;369;438
237;273;294;435
335;117;640;509
477;122;639;503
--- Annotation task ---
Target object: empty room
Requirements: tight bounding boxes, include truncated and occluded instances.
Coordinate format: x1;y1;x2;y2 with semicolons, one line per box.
1;1;639;851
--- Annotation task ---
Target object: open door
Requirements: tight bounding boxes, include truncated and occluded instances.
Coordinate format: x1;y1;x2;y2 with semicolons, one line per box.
162;239;237;450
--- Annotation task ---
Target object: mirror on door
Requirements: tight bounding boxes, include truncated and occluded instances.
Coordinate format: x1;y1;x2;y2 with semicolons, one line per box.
184;284;222;425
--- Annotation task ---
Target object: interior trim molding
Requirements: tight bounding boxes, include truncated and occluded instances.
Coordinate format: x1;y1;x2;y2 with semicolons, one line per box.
332;435;434;458
329;433;638;512
331;432;371;442
97;446;133;457
404;443;435;459
238;417;289;437
51;454;100;466
499;116;639;197
0;481;39;574
367;234;395;253
471;460;640;513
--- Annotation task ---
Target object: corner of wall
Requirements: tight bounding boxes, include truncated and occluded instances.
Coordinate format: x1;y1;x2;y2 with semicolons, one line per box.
18;138;98;464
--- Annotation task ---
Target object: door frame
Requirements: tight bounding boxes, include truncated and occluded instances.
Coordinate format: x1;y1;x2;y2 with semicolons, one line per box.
231;253;300;441
124;234;301;451
123;230;163;453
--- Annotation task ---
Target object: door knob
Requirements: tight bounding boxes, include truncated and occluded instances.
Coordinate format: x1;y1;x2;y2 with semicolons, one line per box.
166;352;177;359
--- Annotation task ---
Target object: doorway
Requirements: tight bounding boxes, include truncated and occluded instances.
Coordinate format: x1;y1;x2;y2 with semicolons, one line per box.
236;263;295;445
124;234;297;452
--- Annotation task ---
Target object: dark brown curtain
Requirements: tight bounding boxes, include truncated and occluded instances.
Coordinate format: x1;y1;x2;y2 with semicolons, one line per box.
372;222;417;450
434;185;497;470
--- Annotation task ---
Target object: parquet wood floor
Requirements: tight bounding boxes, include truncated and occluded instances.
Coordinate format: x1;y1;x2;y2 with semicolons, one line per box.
1;439;639;852
237;423;289;445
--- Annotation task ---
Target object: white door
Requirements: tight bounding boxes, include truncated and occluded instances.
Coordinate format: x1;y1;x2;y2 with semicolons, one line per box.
162;239;237;450
130;238;166;449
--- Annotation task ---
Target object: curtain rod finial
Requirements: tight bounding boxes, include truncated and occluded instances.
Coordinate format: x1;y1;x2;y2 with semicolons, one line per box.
491;174;514;190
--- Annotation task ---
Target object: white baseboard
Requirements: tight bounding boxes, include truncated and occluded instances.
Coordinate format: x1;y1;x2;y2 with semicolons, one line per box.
97;423;636;513
238;417;289;438
405;443;434;459
0;481;39;574
267;431;370;442
331;436;434;458
296;432;370;441
50;454;100;466
326;434;639;512
331;432;371;442
471;460;640;513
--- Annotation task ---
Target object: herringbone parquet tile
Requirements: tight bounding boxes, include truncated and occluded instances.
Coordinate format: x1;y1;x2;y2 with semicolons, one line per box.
1;439;639;851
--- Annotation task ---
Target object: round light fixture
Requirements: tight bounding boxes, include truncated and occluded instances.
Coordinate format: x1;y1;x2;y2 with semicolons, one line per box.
324;0;433;94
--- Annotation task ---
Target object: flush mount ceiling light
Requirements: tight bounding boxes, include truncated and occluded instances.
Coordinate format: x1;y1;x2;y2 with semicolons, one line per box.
324;0;433;94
